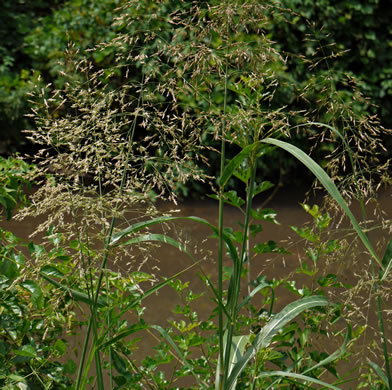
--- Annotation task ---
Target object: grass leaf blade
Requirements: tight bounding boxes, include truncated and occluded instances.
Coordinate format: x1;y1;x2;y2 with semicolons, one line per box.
255;371;341;389
225;296;328;390
262;137;382;269
303;324;351;375
40;273;107;307
368;360;389;387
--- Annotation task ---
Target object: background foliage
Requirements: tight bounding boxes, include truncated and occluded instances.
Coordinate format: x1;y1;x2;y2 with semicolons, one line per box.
1;0;392;192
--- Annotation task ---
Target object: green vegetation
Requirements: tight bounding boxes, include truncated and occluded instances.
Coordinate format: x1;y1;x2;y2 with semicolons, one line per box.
1;1;392;389
2;0;392;191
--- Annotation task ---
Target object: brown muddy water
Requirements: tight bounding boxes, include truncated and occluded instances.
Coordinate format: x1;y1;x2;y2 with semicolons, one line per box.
3;186;392;389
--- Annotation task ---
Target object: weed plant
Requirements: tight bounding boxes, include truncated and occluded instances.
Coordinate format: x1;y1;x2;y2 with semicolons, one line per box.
6;0;392;389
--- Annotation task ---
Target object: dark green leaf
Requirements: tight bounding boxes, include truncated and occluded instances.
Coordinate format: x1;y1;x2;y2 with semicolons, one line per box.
54;339;67;355
253;181;274;197
112;350;127;375
13;344;37;358
64;359;77;375
21;280;44;309
0;257;19;280
219;142;259;187
253;241;289;254
250;208;278;223
222;190;245;208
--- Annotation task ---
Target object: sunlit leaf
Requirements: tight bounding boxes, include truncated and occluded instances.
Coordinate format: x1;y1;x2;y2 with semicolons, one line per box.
255;371;340;389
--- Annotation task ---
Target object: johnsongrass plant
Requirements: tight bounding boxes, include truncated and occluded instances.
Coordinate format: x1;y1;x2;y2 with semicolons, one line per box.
14;0;392;389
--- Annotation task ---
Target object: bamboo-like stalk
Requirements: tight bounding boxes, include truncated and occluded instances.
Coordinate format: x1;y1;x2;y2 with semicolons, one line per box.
223;158;257;385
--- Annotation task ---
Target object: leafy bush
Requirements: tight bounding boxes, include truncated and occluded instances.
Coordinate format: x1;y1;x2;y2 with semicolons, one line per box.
0;157;76;389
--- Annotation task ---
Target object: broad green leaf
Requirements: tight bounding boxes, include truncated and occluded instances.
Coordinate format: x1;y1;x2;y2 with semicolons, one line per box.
13;252;24;267
0;257;19;280
64;359;77;375
219;142;259;187
225;295;328;390
13;344;37;358
222;190;245;208
69;240;79;249
0;193;16;220
112;350;127;374
54;339;67;355
20;280;44;309
27;242;45;259
255;371;340;389
233;165;251;183
262;138;382;270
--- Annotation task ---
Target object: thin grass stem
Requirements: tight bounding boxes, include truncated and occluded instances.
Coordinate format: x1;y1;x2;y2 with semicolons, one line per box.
217;15;230;389
75;75;145;389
